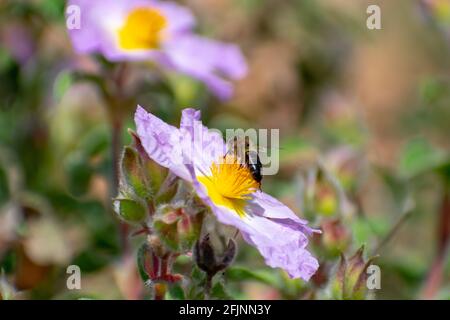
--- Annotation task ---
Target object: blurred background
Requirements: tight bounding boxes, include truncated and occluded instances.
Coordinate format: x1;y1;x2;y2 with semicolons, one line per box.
0;0;449;299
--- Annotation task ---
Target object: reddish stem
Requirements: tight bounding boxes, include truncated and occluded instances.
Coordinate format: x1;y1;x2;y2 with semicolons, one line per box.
422;187;450;299
152;252;160;278
160;256;168;277
422;252;446;299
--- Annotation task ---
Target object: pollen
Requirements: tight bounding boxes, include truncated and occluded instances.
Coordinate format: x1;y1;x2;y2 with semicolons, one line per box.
198;155;259;218
118;7;167;50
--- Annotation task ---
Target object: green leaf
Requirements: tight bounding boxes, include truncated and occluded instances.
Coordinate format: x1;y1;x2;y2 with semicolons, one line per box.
0;48;13;73
79;127;109;158
211;281;232;300
136;243;150;282
398;138;448;179
41;0;66;19
186;266;206;300
168;283;185;300
226;266;280;287
351;217;373;247
420;78;447;105
53;71;73;102
114;198;146;223
65;152;92;197
191;265;206;283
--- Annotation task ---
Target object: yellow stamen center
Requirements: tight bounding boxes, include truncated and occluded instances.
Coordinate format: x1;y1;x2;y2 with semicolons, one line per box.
197;155;259;218
118;7;167;50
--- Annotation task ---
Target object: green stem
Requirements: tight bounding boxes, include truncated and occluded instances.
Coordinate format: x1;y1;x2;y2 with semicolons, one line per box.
204;274;213;300
110;116;131;254
372;209;412;255
111;118;122;195
108;62;132;254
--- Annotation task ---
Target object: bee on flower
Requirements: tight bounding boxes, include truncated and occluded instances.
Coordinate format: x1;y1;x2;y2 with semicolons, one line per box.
134;106;320;280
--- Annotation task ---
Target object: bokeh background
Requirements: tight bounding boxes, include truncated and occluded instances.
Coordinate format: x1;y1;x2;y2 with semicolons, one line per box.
0;0;449;299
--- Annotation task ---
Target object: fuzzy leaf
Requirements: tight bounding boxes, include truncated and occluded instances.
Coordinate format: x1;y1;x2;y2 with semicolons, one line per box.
114;198;146;223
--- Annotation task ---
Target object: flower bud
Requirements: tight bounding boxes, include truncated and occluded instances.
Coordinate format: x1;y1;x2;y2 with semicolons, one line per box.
330;246;376;300
194;234;216;274
315;183;338;217
153;205;203;252
321;219;350;257
177;213;198;249
121;146;152;199
147;235;166;257
193;235;237;277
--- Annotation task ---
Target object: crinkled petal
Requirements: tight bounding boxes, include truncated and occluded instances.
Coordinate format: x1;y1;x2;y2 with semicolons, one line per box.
135;106;226;182
179;108;226;176
240;215;320;280
134;106;190;180
251;192;321;236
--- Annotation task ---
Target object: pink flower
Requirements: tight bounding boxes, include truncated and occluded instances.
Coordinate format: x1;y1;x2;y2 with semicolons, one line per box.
135;106;320;280
67;0;247;100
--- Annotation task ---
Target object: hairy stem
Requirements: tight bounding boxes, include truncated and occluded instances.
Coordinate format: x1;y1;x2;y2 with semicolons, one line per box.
111;118;122;196
110;117;130;253
204;274;213;300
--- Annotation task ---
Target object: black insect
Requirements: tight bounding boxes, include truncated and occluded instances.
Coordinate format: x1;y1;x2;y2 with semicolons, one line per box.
245;150;262;188
227;136;263;188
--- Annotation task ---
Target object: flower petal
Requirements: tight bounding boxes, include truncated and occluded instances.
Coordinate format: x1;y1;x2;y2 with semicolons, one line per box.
164;35;247;100
179;108;226;176
68;0;143;58
152;1;195;34
240;215;320;280
67;0;104;54
134;106;190;181
251;191;321;236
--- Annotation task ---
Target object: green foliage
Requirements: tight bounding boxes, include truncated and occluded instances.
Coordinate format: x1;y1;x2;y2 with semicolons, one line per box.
64;152;93;197
136;243;150;283
399;137;449;179
114;198;146;223
121;146;152;199
226;266;280;288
